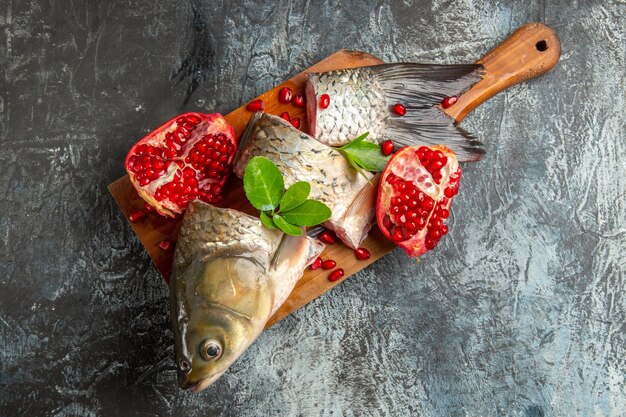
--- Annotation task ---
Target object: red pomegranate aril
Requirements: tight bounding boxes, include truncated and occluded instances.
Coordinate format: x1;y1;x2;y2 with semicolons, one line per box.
280;112;291;122
292;93;305;108
441;225;449;235
290;117;301;129
246;99;264;112
129;209;147;223
441;95;458;109
310;257;322;270
158;240;174;251
328;268;345;282
354;247;371;260
381;140;395;156
278;87;293;104
318;230;336;244
392;103;406;116
321;259;337;270
319;94;330;109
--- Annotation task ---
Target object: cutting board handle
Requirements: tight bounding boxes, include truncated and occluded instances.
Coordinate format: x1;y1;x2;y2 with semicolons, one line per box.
444;22;561;123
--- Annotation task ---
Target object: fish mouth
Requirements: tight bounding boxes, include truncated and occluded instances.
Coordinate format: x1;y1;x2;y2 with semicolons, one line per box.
180;370;227;393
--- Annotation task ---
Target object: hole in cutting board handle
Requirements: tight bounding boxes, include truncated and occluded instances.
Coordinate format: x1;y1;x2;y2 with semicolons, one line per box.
535;40;548;52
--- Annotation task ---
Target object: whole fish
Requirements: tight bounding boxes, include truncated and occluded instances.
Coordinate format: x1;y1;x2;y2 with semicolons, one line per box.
306;63;485;162
170;202;323;392
234;112;378;249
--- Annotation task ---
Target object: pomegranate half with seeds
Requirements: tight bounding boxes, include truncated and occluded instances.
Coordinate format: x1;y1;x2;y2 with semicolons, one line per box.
376;145;461;257
125;113;237;217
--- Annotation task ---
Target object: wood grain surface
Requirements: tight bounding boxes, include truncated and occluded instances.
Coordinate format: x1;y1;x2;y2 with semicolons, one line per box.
108;24;561;328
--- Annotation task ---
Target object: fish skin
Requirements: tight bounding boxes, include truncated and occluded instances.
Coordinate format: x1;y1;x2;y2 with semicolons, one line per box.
234;112;378;249
170;202;323;392
306;63;485;162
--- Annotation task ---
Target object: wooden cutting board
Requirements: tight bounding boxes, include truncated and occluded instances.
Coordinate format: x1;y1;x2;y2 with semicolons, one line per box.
108;23;560;328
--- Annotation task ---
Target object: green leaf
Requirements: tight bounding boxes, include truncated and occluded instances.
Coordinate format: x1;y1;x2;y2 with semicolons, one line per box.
280;199;332;226
279;181;310;213
339;132;370;150
243;156;285;211
273;214;303;236
260;211;277;229
337;132;390;173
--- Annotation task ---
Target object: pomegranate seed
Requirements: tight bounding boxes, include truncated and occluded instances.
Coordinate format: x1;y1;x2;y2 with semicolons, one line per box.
143;203;156;213
441;95;458;109
354;247;370;260
290;117;301;129
158;240;174;251
392;103;406;116
292;93;305;108
321;259;337;270
246;99;264;112
278;87;293;104
319;94;330;109
328;268;345;282
310;257;322;270
280;112;290;122
381;140;394;156
318;230;336;244
129;209;147;223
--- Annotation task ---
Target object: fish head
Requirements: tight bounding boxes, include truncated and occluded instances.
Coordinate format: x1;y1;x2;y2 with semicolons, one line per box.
172;255;273;392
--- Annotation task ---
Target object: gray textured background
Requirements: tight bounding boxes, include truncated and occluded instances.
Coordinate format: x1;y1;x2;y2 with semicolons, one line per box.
1;0;624;416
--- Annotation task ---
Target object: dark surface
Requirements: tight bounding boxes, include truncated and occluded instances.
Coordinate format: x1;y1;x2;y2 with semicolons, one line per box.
1;1;624;416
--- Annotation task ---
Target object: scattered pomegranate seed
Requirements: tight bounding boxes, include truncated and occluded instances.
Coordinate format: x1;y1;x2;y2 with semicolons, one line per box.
278;87;293;104
354;247;371;260
321;259;336;270
129;209;147;223
246;99;264;112
328;268;345;282
441;96;458;109
293;93;305;108
158;240;174;251
143;202;156;213
318;230;336;244
290;117;301;129
309;257;322;270
319;94;330;109
381;140;395;156
392;103;406;116
280;112;291;122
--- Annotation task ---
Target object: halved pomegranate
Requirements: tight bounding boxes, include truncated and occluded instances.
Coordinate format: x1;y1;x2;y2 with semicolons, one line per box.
376;145;461;257
125;113;237;217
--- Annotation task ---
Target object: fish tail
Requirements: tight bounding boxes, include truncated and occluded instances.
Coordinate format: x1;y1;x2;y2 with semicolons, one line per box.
372;63;486;162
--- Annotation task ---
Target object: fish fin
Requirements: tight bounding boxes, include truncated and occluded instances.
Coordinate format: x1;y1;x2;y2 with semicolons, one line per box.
385;107;485;162
371;63;483;106
371;63;485;162
233;111;263;177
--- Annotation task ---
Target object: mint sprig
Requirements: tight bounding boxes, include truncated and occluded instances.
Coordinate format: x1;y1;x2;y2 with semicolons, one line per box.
244;156;332;236
336;132;390;178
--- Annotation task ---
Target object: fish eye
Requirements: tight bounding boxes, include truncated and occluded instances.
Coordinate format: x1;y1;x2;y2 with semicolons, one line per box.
200;339;222;361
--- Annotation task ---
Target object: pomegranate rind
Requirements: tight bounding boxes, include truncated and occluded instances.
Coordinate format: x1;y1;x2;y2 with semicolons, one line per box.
124;112;237;218
376;145;459;257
